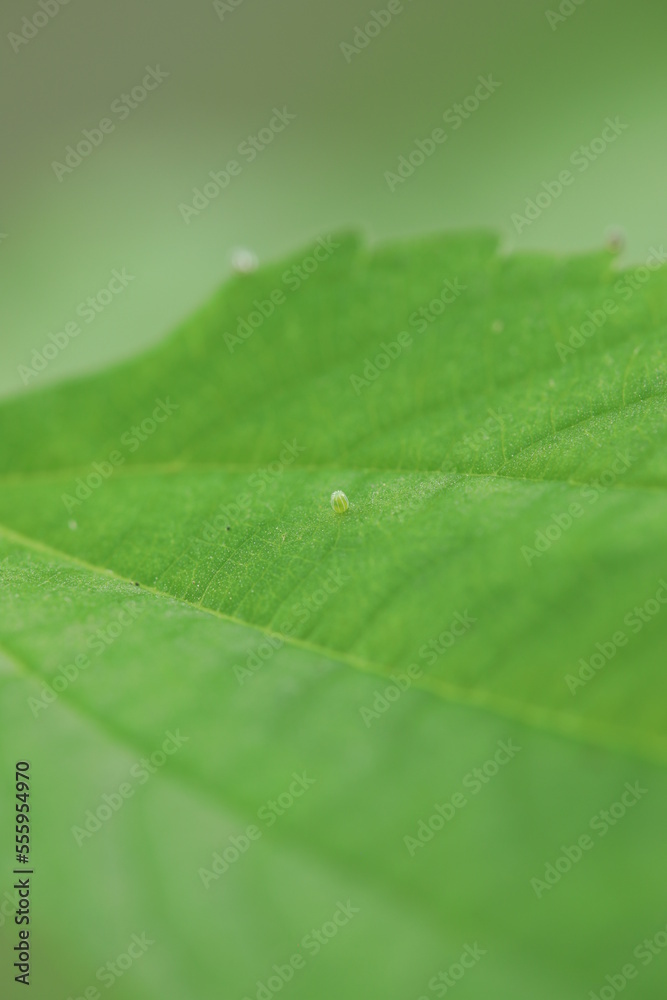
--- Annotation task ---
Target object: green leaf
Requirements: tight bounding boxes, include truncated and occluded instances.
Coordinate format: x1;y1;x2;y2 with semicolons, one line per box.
0;231;666;999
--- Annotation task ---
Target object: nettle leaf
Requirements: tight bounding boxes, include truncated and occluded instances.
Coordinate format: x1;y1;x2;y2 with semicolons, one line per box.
0;232;666;999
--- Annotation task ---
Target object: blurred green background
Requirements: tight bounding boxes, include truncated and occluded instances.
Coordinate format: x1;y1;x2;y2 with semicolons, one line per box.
1;0;665;398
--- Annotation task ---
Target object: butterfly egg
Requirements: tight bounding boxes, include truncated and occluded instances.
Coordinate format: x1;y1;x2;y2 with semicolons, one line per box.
231;248;258;274
330;490;349;513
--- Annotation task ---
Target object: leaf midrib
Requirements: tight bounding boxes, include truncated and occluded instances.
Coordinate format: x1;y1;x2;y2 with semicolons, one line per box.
1;520;665;769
